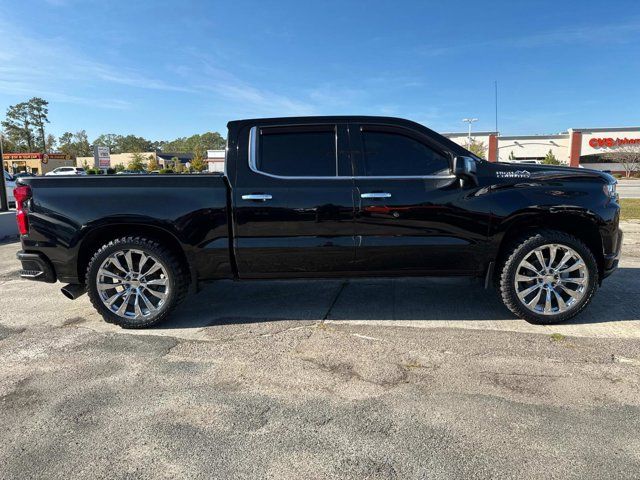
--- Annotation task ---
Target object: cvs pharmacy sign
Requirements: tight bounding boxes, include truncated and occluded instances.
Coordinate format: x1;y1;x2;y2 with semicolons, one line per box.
589;137;640;148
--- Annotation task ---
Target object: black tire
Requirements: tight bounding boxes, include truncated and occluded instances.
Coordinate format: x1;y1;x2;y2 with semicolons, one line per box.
499;230;598;325
86;236;188;328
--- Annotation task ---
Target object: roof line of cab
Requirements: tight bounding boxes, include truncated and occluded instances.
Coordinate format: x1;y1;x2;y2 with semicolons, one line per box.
226;115;470;157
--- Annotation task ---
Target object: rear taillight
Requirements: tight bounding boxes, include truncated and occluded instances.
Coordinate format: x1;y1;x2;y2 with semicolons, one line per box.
13;185;31;235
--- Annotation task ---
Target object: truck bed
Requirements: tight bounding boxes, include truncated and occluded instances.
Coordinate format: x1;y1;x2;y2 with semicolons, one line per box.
17;174;232;284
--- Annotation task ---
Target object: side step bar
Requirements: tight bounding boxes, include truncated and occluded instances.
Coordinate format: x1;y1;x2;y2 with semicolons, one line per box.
16;251;57;283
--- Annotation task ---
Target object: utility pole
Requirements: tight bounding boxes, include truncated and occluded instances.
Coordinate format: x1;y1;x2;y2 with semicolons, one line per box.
0;132;8;212
462;118;478;148
494;81;498;134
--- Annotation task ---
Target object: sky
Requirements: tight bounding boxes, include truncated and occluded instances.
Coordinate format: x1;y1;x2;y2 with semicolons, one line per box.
0;0;639;142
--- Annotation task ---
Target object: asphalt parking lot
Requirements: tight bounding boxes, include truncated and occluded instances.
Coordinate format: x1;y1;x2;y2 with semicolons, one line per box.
1;222;640;479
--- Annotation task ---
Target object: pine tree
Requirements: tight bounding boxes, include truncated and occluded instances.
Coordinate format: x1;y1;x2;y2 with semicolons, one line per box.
146;155;159;172
467;139;487;159
542;149;561;165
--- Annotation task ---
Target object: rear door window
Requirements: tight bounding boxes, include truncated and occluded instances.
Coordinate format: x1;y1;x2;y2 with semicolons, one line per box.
361;127;450;177
258;125;337;177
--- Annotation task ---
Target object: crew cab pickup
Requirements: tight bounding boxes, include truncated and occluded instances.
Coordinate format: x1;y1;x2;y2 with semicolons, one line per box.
14;116;622;328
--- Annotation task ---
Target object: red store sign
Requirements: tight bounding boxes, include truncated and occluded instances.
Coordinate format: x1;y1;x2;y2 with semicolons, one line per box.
589;137;640;148
3;153;73;160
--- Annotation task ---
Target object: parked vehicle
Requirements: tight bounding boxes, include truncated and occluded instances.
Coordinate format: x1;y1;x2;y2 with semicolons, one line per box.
3;170;16;207
115;170;147;175
13;172;37;179
508;159;542;165
15;116;622;328
45;167;87;176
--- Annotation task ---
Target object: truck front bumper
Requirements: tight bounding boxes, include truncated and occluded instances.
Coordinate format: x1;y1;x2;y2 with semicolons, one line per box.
602;231;623;280
16;251;57;283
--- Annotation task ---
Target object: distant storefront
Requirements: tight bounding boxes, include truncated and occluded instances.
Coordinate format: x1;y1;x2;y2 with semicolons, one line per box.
76;152;157;169
3;152;75;175
155;152;193;168
206;149;225;172
444;126;640;173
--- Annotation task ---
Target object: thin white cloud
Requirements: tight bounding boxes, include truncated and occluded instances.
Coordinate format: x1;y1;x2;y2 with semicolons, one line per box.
42;0;71;6
71;59;196;93
190;58;317;116
418;19;640;56
0;20;194;109
0;18;450;128
0;80;131;110
0;20;318;117
308;84;367;107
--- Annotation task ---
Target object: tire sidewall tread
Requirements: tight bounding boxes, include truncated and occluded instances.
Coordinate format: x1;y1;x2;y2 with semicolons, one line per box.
499;229;599;325
86;236;188;329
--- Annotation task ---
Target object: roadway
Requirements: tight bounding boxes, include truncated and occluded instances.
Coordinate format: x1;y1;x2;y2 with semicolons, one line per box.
617;179;640;199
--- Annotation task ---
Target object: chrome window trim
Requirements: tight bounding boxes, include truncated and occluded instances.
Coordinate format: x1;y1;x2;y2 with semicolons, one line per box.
248;126;350;180
248;126;456;181
359;124;453;179
354;175;456;180
223;143;229;177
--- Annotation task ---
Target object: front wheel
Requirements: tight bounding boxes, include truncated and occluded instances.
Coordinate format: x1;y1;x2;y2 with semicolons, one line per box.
86;236;188;328
499;230;598;324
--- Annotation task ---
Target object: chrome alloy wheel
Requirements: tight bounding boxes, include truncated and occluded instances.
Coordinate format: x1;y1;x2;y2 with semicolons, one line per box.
96;249;170;320
514;243;589;316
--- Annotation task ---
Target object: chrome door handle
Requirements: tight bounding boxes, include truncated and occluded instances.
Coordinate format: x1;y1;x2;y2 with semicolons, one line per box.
241;194;273;201
360;192;392;199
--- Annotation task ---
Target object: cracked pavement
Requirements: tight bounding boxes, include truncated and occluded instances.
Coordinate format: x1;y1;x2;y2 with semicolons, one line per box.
1;222;640;479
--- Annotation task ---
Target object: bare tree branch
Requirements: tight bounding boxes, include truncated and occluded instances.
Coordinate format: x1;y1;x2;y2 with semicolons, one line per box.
604;145;640;178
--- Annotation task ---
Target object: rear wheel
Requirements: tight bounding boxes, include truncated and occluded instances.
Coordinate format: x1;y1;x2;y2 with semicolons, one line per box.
499;230;598;324
86;236;188;328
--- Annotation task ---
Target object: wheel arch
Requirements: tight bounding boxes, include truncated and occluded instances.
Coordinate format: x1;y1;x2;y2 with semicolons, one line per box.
493;211;605;283
76;223;192;286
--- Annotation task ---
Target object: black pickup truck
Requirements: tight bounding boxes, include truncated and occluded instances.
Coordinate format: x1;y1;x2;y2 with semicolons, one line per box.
14;116;622;328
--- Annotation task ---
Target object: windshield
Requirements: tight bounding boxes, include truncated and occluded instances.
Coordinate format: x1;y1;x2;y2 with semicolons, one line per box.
3;170;13;181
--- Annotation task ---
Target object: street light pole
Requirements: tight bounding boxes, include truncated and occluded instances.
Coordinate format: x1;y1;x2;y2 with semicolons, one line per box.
462;118;478;148
0;132;8;212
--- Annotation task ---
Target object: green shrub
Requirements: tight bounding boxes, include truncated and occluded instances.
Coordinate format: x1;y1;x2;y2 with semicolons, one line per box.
542;150;561;165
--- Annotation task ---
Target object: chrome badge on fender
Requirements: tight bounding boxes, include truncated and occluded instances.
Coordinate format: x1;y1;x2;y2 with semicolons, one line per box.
496;170;531;178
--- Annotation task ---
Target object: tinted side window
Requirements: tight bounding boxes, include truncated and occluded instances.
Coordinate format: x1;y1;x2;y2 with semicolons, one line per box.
362;129;450;176
258;126;336;177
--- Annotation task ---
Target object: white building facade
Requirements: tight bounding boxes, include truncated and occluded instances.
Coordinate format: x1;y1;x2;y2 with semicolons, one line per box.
206;149;225;173
444;126;640;173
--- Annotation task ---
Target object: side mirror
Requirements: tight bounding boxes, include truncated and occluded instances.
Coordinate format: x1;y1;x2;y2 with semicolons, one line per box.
452;156;478;186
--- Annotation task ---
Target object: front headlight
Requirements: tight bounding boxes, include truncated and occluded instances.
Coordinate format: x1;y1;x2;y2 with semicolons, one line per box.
603;183;618;200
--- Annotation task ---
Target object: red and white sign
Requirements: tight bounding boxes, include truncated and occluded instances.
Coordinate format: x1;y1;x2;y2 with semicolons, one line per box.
94;146;111;168
589;137;640;148
3;153;71;160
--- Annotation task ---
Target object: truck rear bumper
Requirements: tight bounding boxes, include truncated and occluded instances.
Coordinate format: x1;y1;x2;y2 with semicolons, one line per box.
16;251;57;283
603;230;623;280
